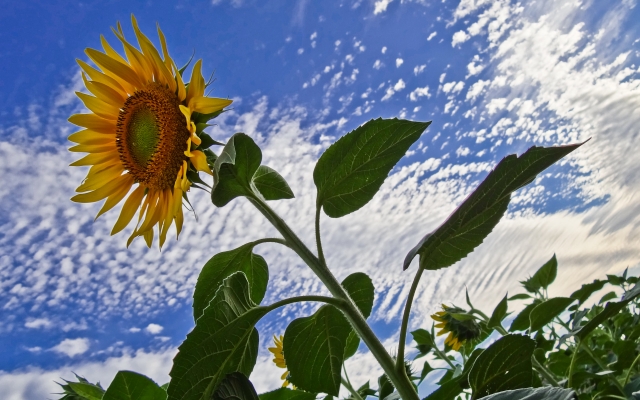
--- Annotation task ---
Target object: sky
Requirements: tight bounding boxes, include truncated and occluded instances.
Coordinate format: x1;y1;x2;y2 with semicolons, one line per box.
1;0;640;398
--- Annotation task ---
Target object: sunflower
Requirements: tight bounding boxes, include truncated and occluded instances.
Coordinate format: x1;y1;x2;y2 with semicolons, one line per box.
431;304;481;351
68;15;232;248
268;334;295;388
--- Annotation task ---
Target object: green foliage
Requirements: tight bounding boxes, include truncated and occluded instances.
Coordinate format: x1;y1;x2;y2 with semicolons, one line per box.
314;118;430;218
528;297;574;332
476;387;576;400
487;294;509;329
258;388;317;400
103;371;167;400
404;144;582;271
521;255;558;293
252;166;295;201
212;373;259;400
193;242;269;321
56;374;104;400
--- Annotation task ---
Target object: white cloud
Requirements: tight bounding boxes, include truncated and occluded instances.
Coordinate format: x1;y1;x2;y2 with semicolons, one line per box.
145;323;164;335
427;32;437;41
409;86;431;101
414;64;426;75
393;79;406;91
442;81;465;94
24;318;52;329
452;30;470;47
395;58;404;67
51;338;90;357
373;60;384;70
381;46;387;54
373;0;394;14
381;79;406;101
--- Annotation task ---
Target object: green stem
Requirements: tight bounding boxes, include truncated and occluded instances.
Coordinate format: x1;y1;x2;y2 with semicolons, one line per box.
470;309;490;321
397;268;424;370
568;340;581;388
315;206;327;267
251;237;289;247
267;295;347;311
531;357;560;387
429;328;456;370
247;196;419;400
341;376;363;400
624;352;640;385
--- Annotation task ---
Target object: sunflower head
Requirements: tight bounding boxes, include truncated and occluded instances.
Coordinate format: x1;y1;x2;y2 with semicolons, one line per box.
268;334;295;388
431;304;482;351
68;15;233;248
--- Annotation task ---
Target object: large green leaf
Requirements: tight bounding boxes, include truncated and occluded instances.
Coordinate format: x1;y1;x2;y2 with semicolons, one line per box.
211;133;292;206
404;143;582;271
509;303;538;332
468;334;536;399
521;255;558;293
193;242;269;321
258;388;317;400
212;373;259;400
423;377;464;400
103;371;167;400
528;297;574;332
283;273;373;396
476;387;576;400
168;273;269;400
488;294;509;329
314;118;430;218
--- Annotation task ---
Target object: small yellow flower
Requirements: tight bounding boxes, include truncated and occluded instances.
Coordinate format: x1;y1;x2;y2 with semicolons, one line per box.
69;15;232;248
268;334;295;388
431;304;481;351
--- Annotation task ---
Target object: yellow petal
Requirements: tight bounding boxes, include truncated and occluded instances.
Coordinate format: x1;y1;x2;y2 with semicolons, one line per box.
68;129;115;145
95;175;134;219
186;60;205;102
111;25;153;83
77;59;128;97
143;228;154;248
86;48;143;90
156;23;173;71
179;105;192;129
77;163;124;192
174;62;186;101
437;329;448;337
69;143;117;153
111;185;146;235
159;190;174;248
280;371;289;380
70;150;120;167
68;113;116;134
71;174;131;203
188;96;232;115
83;73;126;107
100;34;128;65
190;150;212;175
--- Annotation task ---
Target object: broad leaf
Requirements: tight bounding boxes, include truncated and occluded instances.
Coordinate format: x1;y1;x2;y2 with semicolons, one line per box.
404;143;582;271
468;334;535;399
476;387;576;400
528;297;574;332
168;273;269;400
283;273;373;395
67;382;104;400
252;166;295;201
509;303;538;332
213;373;259;400
103;371;166;400
212;133;262;207
193;242;269;321
411;328;433;358
258;388;317;400
569;279;606;305
423;377;464;400
343;331;360;360
521;255;558;293
488;294;508;329
314;118;430;218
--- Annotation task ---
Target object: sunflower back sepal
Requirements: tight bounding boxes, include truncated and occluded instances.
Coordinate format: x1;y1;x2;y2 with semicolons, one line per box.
211;133;294;207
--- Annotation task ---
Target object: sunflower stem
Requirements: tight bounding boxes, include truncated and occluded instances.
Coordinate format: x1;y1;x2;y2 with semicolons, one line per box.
247;195;419;400
397;267;424;372
267;295;347;311
342;365;363;400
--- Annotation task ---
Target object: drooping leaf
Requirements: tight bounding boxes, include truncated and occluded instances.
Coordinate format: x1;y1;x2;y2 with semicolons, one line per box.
598;291;617;304
168;273;269;400
212;133;262;207
314;118;430;218
252;166;295;201
509;303;538;332
66;382;105;400
569;279;606;305
404;144;582;271
468;334;536;399
528;297;574;332
521;255;558;293
411;328;433;358
283;273;373;396
488;294;509;329
258;388;316;400
212;373;259;400
103;371;167;400
193;242;269;321
508;294;532;301
476;387;576;400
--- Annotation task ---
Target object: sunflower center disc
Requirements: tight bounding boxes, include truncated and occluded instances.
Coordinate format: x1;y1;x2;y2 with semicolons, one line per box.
116;83;190;190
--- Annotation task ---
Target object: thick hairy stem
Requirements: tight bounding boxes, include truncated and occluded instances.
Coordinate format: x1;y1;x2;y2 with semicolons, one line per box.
247;196;419;400
397;268;424;371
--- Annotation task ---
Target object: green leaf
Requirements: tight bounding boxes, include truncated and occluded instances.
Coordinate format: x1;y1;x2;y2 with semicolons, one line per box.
212;133;263;207
419;360;435;383
488;294;509;329
476;387;576;400
509;303;538;332
67;382;105;400
193;242;269;321
521;255;558;293
103;371;167;400
258;388;316;400
468;334;536;399
314;118;430;218
283;273;372;396
423;376;464;400
343;330;360;360
598;291;617;304
378;374;394;400
508;294;531;301
168;273;269;400
404;144;582;271
411;328;433;358
528;297;574;332
252;166;295;201
198;132;224;149
212;373;259;400
569;279;606;305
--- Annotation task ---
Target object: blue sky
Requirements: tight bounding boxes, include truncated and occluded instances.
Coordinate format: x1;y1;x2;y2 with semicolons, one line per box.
2;0;640;398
